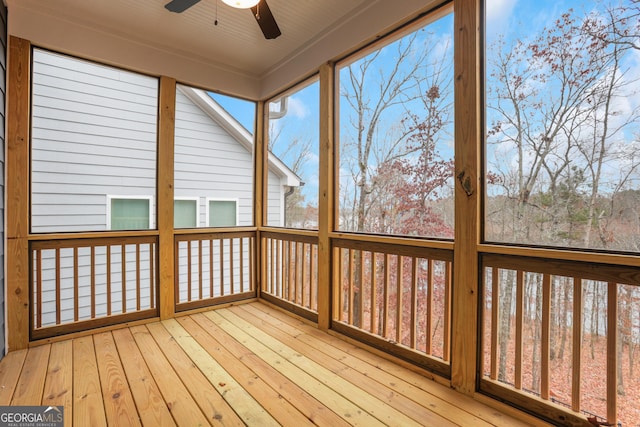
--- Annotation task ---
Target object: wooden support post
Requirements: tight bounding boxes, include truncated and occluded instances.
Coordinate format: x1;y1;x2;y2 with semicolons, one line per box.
317;62;335;331
6;36;31;351
451;0;481;395
255;101;266;298
158;76;176;320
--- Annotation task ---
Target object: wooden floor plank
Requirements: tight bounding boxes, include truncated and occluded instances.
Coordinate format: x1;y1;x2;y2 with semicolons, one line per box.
145;321;245;427
205;309;389;427
0;349;27;405
188;313;351;427
162;318;281;427
230;304;464;426
11;344;50;406
217;307;437;427
177;314;324;427
0;301;551;427
73;336;107;427
93;332;142;426
249;302;541;427
43;340;73;427
111;328;176;427
129;325;211;427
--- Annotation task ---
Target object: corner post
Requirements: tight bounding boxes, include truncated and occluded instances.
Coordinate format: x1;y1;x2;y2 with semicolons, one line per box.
158;76;176;320
317;62;335;331
6;36;32;350
451;0;482;394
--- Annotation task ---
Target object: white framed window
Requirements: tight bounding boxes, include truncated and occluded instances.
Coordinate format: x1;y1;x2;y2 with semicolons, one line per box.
206;198;238;227
107;196;153;230
174;197;200;228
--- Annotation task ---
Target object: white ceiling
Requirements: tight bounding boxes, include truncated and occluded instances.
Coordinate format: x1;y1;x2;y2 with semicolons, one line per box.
6;0;442;99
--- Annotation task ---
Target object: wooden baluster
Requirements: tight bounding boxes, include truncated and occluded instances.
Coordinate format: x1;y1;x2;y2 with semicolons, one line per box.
229;238;235;295
310;244;317;312
219;238;224;297
396;255;403;344
490;267;499;381
107;246;112;316
121;244;127;313
607;282;617;425
301;243;308;308
187;241;192;302
410;257;418;349
572;277;582;413
370;252;377;334
36;249;42;329
426;259;433;355
515;270;524;390
198;239;203;300
541;273;551;400
348;248;354;325
74;247;79;321
443;260;451;362
149;243;155;309
209;239;214;298
239;237;244;293
136;243;141;311
56;248;61;325
383;253;390;338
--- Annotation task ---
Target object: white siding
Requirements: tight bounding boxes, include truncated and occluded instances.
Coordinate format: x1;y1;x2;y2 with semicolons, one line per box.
30;49;158;233
175;88;286;226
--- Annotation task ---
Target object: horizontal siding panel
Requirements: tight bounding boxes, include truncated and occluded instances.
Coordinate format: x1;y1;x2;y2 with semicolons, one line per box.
32;114;157;140
31;130;156;154
33;96;156;126
33;102;156;131
34;53;158;94
32;155;156;175
33;84;157;116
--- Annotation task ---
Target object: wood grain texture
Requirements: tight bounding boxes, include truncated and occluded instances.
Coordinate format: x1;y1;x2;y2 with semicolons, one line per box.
158;76;177;320
452;0;481;395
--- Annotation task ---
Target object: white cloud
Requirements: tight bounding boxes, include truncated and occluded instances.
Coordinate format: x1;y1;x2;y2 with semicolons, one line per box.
287;96;309;119
485;0;517;27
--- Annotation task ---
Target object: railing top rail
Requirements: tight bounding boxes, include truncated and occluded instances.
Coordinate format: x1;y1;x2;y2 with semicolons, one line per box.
333;236;453;261
28;230;159;242
174;229;257;242
31;234;158;249
480;243;640;268
331;232;454;251
482;253;640;287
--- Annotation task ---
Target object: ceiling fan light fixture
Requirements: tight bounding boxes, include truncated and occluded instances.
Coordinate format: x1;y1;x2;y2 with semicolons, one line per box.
221;0;260;9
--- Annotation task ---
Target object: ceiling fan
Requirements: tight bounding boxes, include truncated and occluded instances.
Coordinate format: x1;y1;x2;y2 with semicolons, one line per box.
164;0;282;40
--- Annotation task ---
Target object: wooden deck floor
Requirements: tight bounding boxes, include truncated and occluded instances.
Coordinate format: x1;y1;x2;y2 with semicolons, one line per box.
0;302;545;426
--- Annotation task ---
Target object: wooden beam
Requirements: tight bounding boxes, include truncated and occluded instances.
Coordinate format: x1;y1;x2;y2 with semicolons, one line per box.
6;36;31;351
255;100;266;298
317;62;335;331
157;76;176;320
451;0;481;395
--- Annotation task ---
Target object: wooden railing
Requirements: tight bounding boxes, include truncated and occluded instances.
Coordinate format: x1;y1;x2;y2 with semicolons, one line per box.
332;236;453;377
174;230;256;311
260;230;319;321
30;235;158;340
481;253;640;427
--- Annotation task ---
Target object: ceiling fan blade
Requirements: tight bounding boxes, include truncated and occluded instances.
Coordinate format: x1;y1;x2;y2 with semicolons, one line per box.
250;1;281;40
165;0;201;13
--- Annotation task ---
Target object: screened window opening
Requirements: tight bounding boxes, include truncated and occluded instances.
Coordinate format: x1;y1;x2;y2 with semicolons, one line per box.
337;8;455;238
208;199;238;227
266;78;319;229
173;84;256;228
30;48;158;233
